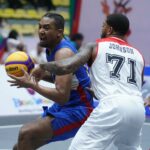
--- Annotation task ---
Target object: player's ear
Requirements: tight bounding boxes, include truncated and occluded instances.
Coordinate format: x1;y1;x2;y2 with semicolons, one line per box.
107;26;113;35
57;29;63;38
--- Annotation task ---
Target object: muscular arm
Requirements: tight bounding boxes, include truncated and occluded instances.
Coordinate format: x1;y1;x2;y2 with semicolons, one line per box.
40;42;97;75
32;48;74;105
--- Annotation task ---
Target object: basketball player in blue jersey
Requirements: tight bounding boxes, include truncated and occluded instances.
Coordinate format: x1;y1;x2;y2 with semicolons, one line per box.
8;13;98;150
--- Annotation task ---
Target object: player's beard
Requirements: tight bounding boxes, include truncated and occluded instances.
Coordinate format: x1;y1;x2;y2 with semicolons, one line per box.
101;32;106;38
39;40;49;48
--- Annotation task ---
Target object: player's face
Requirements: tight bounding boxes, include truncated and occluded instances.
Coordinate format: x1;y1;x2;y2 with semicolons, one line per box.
38;17;59;48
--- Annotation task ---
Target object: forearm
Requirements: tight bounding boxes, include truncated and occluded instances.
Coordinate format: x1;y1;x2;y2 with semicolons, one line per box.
41;71;54;83
40;55;81;75
31;83;69;105
40;42;96;75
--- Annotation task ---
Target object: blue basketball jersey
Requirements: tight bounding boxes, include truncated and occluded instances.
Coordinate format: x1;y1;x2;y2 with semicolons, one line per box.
45;38;93;108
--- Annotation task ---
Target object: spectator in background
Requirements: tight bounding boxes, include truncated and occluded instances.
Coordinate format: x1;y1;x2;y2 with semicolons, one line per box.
43;0;56;11
0;17;9;37
70;33;84;50
0;29;25;63
28;0;56;11
7;0;23;9
7;30;24;51
0;18;4;28
0;18;9;63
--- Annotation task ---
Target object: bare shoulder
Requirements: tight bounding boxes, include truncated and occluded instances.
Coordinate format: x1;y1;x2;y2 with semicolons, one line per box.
55;48;75;60
87;43;98;66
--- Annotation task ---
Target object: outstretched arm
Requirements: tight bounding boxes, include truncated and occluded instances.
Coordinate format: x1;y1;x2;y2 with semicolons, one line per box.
39;42;96;75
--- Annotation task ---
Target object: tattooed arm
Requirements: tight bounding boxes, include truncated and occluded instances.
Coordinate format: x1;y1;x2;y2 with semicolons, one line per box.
39;42;97;75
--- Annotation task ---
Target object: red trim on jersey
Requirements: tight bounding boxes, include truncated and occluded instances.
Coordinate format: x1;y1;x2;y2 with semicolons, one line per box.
96;37;127;45
77;85;93;108
53;85;93;136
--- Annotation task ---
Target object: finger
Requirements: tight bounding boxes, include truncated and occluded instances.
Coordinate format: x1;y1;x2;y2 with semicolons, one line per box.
10;83;19;86
17;85;23;88
28;71;32;80
7;80;17;83
21;67;26;73
21;67;29;76
30;72;33;78
8;74;20;80
30;68;37;76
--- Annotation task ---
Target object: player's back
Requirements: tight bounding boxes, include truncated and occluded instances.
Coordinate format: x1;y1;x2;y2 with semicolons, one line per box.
91;37;144;100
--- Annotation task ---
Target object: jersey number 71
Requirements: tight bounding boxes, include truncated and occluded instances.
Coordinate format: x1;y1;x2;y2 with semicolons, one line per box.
106;53;136;85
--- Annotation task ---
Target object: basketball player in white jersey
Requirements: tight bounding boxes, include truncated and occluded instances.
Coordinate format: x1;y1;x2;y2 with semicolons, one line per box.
31;13;145;150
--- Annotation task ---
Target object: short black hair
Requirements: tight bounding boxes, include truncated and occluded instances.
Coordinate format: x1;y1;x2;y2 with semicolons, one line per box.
70;33;84;41
43;12;64;30
106;13;129;35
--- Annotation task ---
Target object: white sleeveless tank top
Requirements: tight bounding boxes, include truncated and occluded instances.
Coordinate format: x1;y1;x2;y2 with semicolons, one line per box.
90;37;144;100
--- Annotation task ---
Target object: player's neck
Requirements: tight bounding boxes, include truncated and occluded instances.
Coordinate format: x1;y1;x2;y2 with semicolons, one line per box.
49;37;63;51
109;34;126;41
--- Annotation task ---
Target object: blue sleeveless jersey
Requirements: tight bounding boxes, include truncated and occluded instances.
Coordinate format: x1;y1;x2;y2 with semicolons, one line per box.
45;38;93;108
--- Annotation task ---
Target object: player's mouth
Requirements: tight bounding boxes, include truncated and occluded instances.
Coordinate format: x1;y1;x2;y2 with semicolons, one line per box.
40;37;47;42
39;37;48;47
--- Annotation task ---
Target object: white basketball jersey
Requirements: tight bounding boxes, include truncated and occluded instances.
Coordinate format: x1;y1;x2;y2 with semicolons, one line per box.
90;37;144;100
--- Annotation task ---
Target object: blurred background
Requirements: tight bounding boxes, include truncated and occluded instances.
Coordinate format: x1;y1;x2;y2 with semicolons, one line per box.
0;0;150;64
0;0;150;149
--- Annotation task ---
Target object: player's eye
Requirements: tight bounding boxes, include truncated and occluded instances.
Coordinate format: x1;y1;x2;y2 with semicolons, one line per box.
44;25;50;30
